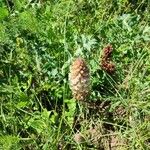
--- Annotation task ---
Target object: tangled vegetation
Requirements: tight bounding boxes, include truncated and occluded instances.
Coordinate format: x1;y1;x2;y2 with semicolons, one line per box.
0;0;150;149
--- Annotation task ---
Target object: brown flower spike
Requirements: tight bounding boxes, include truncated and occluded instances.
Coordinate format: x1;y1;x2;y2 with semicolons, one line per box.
69;57;90;101
101;45;115;73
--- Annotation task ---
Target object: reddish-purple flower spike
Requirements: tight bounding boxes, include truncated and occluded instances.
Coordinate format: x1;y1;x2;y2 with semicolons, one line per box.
101;45;115;73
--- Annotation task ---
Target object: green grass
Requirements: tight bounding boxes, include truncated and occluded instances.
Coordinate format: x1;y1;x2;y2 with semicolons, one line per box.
0;0;150;149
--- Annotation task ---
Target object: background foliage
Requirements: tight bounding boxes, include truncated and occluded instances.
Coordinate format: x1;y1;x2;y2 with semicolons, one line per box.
0;0;150;149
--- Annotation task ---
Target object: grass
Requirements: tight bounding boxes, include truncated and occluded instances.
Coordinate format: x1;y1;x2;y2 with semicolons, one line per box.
0;0;150;149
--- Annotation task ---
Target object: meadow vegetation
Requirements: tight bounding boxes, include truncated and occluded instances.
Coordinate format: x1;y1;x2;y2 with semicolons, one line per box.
0;0;150;149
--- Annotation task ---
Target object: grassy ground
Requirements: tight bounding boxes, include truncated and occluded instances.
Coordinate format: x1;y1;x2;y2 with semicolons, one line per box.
0;0;150;149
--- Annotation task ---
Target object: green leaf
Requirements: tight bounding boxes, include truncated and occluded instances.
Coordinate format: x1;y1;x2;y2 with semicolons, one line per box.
19;10;38;32
49;111;58;124
14;0;26;11
41;109;50;120
28;118;46;134
0;135;20;150
0;23;7;42
0;7;9;21
16;101;28;108
64;99;76;125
